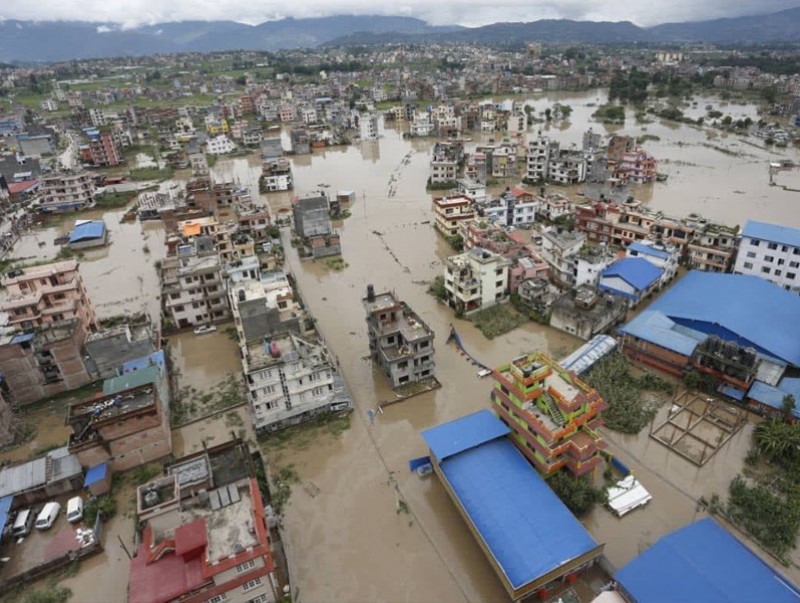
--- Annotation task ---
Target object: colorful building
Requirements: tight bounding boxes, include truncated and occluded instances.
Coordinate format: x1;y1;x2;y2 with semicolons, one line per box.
490;353;607;477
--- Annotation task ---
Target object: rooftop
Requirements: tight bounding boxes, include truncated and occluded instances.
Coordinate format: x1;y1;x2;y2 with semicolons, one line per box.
619;311;708;357
742;220;800;248
69;383;157;424
246;332;326;372
601;257;662;291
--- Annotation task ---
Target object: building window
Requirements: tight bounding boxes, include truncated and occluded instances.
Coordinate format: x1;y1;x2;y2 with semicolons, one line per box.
743;262;753;269
746;251;756;259
791;261;799;268
765;256;774;263
788;273;796;280
775;270;782;277
247;595;270;603
768;242;778;250
235;559;257;573
205;595;227;603
242;578;262;592
762;267;771;274
311;386;325;396
750;240;760;246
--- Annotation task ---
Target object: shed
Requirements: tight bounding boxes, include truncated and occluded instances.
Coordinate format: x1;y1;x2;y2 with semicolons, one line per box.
68;220;107;249
84;462;111;496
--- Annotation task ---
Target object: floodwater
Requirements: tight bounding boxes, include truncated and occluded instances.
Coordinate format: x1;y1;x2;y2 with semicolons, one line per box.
7;89;800;601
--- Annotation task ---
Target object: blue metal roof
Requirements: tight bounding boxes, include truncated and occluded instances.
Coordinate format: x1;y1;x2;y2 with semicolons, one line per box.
10;332;35;344
421;410;510;463
628;241;671;260
438;435;598;590
616;518;800;603
69;220;106;243
0;495;13;542
84;462;109;487
601;257;662;292
742;220;800;249
747;378;800;419
122;350;166;374
646;272;800;367
619;311;708;357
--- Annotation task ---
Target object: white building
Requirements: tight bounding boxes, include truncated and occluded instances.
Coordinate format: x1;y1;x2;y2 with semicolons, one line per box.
443;247;511;313
300;106;318;125
626;240;680;287
410;112;433;137
507;111;528;135
574;248;616;288
359;113;379;140
733;220;800;294
206;134;236;155
540;227;586;286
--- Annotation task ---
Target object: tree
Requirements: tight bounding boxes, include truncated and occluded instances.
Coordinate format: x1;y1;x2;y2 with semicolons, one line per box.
782;395;797;422
544;108;552;122
560;104;573;119
548;471;606;516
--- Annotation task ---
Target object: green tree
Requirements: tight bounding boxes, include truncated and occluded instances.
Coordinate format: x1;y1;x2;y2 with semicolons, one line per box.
782;395;797;422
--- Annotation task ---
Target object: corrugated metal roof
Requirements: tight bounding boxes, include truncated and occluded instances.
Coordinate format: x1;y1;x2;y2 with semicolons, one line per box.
421;410;510;463
647;272;800;366
742;220;800;248
747;378;800;418
616;518;800;602
0;457;47;498
69;220;106;243
628;241;671;260
619;311;707;357
601;257;663;291
560;335;618;375
437;432;599;590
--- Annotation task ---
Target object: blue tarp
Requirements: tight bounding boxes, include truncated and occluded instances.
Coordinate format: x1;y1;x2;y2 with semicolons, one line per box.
122;350;166;374
421;409;510;463
439;436;598;590
10;332;35;345
0;495;13;541
742;220;800;249
601;257;663;292
69;220;106;243
616;518;800;603
84;462;109;487
645;272;800;366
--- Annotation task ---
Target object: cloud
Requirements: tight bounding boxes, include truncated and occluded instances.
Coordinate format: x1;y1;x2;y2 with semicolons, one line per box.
96;25;114;33
0;0;797;28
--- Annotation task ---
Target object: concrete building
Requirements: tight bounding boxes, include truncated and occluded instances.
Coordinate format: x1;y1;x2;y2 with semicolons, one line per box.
429;141;463;184
612;147;657;185
67;379;172;472
129;441;281;603
0;319;92;405
540;228;586;286
685;219;738;273
260;137;283;159
16;133;56;158
363;286;435;389
292;193;341;258
0;446;83;506
598;257;663;306
359;113;379;140
206;134;237;155
261;158;293;192
84;321;156;380
574;246;616;288
433;195;475;238
82;128;122;166
160;237;229;329
1;260;98;333
444;248;510;313
244;332;351;434
491;352;608;477
38;171;95;213
549;287;628;340
290;129;310;155
626;240;679;286
733;220;800;294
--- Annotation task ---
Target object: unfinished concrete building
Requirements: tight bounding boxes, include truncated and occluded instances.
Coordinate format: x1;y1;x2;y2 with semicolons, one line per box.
363;286;435;389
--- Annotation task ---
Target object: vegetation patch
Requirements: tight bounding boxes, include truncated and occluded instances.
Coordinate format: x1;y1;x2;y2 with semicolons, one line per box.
427;275;447;301
583;354;675;433
325;257;348;271
84;495;117;525
592;104;625;123
128;166;173;181
269;465;300;515
470;303;527;339
547;470;607;516
172;375;245;426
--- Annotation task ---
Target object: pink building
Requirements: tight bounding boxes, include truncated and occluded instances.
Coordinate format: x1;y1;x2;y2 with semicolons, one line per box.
1;260;98;333
509;254;549;293
464;223;548;293
612;147;657;184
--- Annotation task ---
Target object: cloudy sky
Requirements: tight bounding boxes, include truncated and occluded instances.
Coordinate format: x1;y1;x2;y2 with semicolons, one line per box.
1;0;797;28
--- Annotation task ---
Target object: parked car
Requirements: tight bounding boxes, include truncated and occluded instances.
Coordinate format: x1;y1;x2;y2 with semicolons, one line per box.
12;508;34;538
66;496;84;523
193;324;217;335
35;502;61;530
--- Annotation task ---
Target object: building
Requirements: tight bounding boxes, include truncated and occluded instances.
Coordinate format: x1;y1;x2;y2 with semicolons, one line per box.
292;193;341;258
733;220;800;294
549;287;628;340
82;128;122;166
611;147;657;184
66;380;171;472
206;134;237;155
625;240;679;286
38;171;95;213
685;219;738;272
433;195;475;237
243;332;351;434
539;228;586;286
1;260;98;332
420;410;604;601
129;441;281;603
261;158;293;192
260;137;283;159
616;519;800;603
618;272;800;384
363;286;435;389
0;446;83;506
598;257;663;306
525;135;586;185
160;237;229;329
574;246;616;288
16;133;57;158
444;248;511;313
430;141;463;184
68;220;107;250
0;319;92;405
490;353;608;476
290;129;310;155
84;321;157;380
359;113;379;140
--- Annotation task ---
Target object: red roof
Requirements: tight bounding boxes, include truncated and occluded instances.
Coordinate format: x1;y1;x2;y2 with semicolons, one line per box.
175;518;208;557
510;186;531;199
129;540;207;603
7;180;38;195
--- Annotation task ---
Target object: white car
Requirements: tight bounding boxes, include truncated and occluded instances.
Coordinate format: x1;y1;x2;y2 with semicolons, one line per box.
66;496;84;523
193;324;217;335
35;502;61;530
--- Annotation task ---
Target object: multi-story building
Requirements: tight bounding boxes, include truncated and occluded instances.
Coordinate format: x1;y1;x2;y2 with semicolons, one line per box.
433;194;475;237
206;134;237;155
430;141;464;184
363;286;435;389
81;128;122;166
1;260;98;332
549;287;628;340
612;147;657;184
66;379;171;472
444;247;511;313
359;113;379;140
526;135;586;185
160;237;229;329
526;135;559;183
547;152;587;185
540;228;586;286
733;220;800;294
685;218;738;273
290;129;310;154
38;171;95;213
261;158;293;192
490;352;608;477
244;332;351;433
292;193;341;258
129;440;281;603
626;240;679;287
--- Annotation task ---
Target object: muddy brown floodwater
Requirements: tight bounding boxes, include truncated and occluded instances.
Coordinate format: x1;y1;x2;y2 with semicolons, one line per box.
6;89;800;602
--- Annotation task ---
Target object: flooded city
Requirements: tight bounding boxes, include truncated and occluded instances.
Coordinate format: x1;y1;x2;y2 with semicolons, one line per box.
3;84;800;602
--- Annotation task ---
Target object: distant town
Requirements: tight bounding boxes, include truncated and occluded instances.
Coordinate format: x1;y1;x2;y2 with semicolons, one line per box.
0;35;799;603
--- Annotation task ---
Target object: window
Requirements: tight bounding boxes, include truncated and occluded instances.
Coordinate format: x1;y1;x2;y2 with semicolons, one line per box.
775;270;782;277
765;256;774;263
791;261;799;268
312;386;325;396
743;262;753;269
746;251;756;259
247;595;270;603
768;242;778;250
235;559;256;573
750;239;760;246
242;578;262;592
205;595;227;603
778;259;785;266
788;273;796;280
762;267;771;274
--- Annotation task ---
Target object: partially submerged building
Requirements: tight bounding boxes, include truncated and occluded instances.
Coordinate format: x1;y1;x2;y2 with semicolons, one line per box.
421;410;604;601
490;353;607;477
443;248;510;313
292;193;341;258
363;286;435;389
550;287;628;341
68;220;107;250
